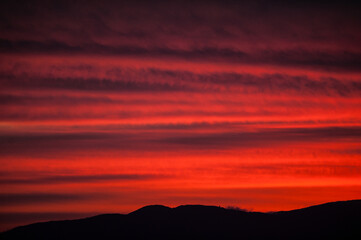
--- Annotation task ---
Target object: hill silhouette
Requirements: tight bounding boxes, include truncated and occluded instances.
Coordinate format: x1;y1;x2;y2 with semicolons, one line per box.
1;200;361;240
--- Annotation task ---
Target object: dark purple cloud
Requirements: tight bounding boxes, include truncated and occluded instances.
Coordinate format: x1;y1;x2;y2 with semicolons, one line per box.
1;69;360;96
1;1;361;71
1;127;360;157
160;127;361;148
0;193;95;205
1;40;361;72
0;173;169;185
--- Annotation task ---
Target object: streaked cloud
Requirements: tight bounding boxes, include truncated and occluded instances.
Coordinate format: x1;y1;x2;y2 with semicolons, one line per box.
0;0;360;232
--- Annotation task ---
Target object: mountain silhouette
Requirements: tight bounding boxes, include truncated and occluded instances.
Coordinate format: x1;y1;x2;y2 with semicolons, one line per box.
1;200;360;240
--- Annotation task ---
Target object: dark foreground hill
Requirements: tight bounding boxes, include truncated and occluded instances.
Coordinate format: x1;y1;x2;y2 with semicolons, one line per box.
1;200;361;240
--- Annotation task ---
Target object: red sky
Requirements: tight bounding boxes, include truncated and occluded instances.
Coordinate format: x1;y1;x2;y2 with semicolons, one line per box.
1;0;361;231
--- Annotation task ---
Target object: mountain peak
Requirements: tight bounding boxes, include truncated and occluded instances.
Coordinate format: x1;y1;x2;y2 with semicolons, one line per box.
129;205;171;216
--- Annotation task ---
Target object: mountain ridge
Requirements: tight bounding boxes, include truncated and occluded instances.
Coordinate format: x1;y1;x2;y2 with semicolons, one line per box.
1;200;361;240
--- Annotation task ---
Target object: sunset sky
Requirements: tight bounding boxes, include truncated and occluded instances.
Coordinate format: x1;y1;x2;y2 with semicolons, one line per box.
1;0;361;231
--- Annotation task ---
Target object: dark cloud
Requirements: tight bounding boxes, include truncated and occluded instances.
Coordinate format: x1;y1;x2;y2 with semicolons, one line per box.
0;173;168;185
222;163;361;177
0;193;94;205
0;75;191;93
0;132;145;156
0;108;291;123
1;68;360;96
0;94;194;106
1;127;360;157
1;1;361;71
253;50;361;72
161;127;361;148
1;40;361;72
